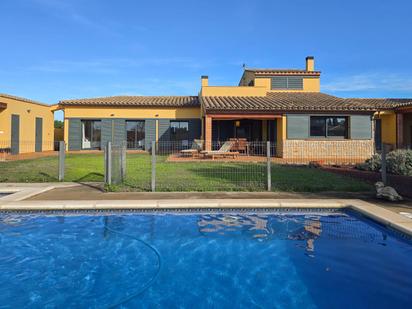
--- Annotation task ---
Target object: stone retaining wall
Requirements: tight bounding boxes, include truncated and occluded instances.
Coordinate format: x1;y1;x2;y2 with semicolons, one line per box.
280;139;374;164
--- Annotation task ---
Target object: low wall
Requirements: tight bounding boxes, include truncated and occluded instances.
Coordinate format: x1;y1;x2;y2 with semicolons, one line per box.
280;139;374;164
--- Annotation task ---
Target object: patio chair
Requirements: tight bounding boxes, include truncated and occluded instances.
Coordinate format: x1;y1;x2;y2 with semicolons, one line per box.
180;139;203;157
200;141;239;160
230;138;249;154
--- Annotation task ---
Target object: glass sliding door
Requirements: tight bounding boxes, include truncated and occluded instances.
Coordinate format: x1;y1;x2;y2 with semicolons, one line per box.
126;120;145;149
82;120;101;149
170;121;189;147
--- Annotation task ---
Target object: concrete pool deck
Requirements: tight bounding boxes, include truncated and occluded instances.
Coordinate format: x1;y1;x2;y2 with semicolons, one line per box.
1;183;412;236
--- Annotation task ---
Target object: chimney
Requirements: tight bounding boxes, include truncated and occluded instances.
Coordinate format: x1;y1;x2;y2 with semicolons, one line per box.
306;56;315;71
201;75;208;87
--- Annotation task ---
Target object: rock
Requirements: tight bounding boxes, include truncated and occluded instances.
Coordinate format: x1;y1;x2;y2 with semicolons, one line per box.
309;161;322;168
375;182;403;201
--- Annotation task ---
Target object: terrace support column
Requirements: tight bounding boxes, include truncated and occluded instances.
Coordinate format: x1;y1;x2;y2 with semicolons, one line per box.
396;113;404;148
205;115;212;150
262;120;268;142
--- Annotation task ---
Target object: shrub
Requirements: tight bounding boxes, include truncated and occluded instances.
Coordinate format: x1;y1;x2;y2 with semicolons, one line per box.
358;149;412;176
356;154;381;172
386;149;412;176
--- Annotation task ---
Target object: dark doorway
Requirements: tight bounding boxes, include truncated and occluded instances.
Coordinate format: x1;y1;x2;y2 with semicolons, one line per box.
374;119;382;151
235;120;262;141
267;120;277;143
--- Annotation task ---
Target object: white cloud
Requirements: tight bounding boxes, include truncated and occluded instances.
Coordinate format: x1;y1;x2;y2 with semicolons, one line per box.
322;73;412;92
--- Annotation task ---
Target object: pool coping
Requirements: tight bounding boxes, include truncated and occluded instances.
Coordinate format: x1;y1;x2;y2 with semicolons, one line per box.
0;183;79;202
0;197;411;236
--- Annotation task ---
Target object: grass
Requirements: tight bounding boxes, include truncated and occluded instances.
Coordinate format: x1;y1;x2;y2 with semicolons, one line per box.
0;153;372;192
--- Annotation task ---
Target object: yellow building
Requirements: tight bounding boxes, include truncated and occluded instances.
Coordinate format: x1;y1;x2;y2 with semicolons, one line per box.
57;97;201;151
0;94;54;154
1;56;406;160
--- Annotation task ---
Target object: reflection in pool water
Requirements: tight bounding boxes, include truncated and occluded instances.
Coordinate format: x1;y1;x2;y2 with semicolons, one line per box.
0;211;411;308
198;214;323;254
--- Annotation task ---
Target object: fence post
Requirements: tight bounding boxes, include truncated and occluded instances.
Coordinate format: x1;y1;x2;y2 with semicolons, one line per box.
105;141;112;185
58;141;65;181
381;143;387;185
121;141;126;181
151;141;156;192
267;141;271;191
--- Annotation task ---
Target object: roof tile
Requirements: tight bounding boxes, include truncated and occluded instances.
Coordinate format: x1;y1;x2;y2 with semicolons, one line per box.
59;96;200;107
202;92;406;112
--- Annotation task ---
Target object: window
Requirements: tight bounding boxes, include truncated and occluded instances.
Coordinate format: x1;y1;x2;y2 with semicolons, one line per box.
271;76;303;90
310;116;348;138
81;120;101;149
126;120;145;149
170;121;189;146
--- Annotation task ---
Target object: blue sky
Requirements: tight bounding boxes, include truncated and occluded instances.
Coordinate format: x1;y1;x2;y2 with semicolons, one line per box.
1;0;412;108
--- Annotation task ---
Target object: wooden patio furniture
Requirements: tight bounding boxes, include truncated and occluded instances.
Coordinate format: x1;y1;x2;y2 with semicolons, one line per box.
200;141;239;160
180;139;203;157
229;138;249;155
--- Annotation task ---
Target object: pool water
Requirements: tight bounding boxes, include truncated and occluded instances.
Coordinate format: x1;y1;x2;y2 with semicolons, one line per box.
0;210;411;308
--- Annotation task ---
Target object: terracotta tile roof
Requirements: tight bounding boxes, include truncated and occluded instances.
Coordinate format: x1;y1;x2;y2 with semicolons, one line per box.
245;68;321;76
202;92;396;113
349;98;412;109
59;96;200;107
0;93;48;107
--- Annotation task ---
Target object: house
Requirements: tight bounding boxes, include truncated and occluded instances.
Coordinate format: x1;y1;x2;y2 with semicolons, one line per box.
0;94;54;154
56;56;412;160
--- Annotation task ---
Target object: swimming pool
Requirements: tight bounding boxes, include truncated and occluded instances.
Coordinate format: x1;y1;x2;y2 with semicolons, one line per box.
0;210;411;308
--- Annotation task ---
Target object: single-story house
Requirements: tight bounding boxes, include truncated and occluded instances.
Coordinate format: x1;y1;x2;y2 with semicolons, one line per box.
50;56;411;160
0;94;54;154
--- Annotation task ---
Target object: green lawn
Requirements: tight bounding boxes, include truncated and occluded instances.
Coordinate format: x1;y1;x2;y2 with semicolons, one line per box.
0;153;372;192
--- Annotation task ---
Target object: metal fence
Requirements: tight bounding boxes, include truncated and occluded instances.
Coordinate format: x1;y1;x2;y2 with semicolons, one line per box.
0;140;60;181
0;139;381;191
105;139;374;191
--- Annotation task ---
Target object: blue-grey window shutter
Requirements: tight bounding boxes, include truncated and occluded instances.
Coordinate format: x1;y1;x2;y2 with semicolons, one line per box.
287;115;309;139
271;77;288;89
189;119;201;140
271;76;303;90
101;119;113;147
11;114;20;154
350;115;372;139
68;118;81;151
287;76;303;90
35;117;43;152
113;119;126;146
158;119;170;142
145;119;156;150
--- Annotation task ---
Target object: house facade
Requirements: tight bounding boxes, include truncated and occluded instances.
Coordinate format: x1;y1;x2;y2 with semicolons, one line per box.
56;57;412;160
0;94;54;154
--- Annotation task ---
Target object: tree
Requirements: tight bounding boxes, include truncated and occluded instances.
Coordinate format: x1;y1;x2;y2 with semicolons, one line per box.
54;120;64;129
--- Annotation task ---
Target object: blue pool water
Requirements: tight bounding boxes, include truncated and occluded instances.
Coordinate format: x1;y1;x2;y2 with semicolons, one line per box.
0;210;411;309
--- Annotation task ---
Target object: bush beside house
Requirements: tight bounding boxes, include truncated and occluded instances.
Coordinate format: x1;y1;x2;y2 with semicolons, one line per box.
357;149;412;176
